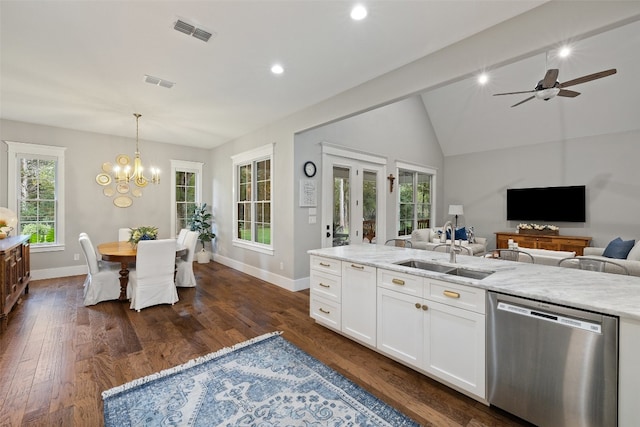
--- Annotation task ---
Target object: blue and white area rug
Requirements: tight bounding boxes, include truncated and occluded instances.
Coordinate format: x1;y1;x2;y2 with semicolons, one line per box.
102;331;418;426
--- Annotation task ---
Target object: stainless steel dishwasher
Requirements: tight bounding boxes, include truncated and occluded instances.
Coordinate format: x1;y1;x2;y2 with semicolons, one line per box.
487;292;618;427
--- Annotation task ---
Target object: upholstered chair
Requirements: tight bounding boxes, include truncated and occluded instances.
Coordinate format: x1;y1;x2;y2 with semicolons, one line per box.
79;233;123;305
129;239;179;311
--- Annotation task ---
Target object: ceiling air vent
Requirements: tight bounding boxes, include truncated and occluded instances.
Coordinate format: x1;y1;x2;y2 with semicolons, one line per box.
173;19;214;42
144;75;175;89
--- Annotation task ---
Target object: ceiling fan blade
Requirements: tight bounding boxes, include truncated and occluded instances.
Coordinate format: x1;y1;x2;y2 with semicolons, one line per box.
560;68;617;88
542;69;559;88
493;90;535;96
557;89;581;98
511;96;535;108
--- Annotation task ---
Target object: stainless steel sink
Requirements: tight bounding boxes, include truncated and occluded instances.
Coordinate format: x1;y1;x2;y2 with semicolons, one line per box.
395;260;456;273
394;259;494;280
445;267;494;280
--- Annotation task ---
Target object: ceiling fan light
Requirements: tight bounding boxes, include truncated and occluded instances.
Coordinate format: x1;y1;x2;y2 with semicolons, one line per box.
535;87;560;101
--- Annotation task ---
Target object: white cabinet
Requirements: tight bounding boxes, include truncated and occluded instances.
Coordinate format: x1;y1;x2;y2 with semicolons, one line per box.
423;278;486;398
309;256;342;330
377;287;425;367
309;257;487;401
341;261;377;346
376;270;486;399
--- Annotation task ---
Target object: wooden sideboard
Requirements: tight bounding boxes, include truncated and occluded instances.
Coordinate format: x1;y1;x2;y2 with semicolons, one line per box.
495;231;592;256
1;235;31;332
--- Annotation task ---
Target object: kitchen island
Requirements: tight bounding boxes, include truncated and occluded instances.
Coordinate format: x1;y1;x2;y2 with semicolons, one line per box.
308;244;640;427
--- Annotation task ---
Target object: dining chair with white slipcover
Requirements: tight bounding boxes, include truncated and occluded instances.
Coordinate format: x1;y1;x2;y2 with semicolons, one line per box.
118;228;132;242
175;230;199;287
176;228;189;245
129;239;179;311
79;233;123;306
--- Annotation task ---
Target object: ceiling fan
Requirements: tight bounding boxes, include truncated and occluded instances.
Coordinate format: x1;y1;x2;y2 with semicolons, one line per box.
493;68;617;107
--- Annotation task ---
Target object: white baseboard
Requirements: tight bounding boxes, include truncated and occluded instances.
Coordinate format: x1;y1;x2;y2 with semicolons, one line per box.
31;258;311;293
213;255;310;292
32;265;87;280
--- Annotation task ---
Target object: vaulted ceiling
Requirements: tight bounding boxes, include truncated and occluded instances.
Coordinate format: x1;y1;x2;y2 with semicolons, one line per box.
1;1;546;149
421;18;640;156
1;2;638;156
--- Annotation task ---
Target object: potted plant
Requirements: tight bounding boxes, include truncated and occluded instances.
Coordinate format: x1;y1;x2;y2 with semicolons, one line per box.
189;203;216;263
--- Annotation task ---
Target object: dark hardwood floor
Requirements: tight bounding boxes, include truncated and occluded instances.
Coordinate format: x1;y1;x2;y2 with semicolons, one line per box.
0;262;529;426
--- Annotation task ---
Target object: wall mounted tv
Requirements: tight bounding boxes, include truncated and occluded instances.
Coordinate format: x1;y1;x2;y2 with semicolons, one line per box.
506;185;586;222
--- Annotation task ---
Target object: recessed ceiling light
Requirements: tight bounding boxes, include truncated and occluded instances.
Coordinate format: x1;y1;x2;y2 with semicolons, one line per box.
350;4;367;21
559;46;571;58
271;64;284;75
477;73;489;85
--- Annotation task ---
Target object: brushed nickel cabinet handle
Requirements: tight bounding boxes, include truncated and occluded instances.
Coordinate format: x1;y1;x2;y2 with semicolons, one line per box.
319;283;330;288
443;290;460;299
392;278;405;286
319;308;330;314
350;264;364;270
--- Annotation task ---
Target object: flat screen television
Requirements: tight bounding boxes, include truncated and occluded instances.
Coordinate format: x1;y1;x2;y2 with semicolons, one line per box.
506;185;586;222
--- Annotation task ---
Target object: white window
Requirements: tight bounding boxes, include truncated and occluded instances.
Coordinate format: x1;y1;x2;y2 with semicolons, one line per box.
231;144;274;255
6;141;66;252
396;162;436;236
170;160;203;237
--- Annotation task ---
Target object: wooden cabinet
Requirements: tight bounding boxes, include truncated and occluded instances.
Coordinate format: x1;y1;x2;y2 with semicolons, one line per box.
341;261;376;346
1;235;31;332
376;269;486;399
495;232;591;255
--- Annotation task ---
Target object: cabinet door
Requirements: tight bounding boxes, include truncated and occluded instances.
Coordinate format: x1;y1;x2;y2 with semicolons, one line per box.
424;300;486;398
341;262;376;346
377;288;424;367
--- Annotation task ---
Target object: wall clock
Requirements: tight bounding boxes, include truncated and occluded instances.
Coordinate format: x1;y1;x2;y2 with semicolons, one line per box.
303;161;316;177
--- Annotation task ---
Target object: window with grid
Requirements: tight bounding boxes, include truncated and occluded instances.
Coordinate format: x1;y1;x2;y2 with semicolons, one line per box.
398;166;434;236
232;144;273;254
6;141;66;251
170;160;203;237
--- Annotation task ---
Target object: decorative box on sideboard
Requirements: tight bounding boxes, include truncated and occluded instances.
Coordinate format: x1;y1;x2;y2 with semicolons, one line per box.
1;235;31;332
495;232;592;256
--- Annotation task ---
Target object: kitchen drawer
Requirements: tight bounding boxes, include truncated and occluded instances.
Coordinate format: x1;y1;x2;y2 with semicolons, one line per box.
310;270;341;302
310;295;341;330
310;255;341;276
377;268;423;298
426;278;486;314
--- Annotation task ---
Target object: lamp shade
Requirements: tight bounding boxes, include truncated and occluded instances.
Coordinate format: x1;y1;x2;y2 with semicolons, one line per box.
448;205;464;216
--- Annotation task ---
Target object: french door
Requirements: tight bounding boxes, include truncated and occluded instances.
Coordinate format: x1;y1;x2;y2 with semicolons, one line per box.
321;145;386;248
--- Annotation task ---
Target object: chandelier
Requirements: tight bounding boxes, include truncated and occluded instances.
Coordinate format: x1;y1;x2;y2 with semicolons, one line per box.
95;113;160;207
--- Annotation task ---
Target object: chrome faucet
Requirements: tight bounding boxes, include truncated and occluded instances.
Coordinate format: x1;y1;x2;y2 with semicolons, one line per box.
443;221;459;263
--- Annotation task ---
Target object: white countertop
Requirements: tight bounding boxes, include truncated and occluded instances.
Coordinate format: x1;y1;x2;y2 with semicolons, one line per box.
308;245;640;320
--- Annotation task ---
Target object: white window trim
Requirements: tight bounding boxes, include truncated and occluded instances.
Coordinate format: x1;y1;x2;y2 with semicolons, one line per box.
231;143;274;256
396;161;437;236
5;141;67;253
170;159;203;237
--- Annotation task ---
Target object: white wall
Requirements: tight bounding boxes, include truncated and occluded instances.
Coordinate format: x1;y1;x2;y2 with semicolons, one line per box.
444;129;640;249
209;2;640;285
1;119;211;278
293;96;444;277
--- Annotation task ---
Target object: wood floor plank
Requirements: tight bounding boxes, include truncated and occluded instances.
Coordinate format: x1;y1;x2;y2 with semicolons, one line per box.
0;262;531;426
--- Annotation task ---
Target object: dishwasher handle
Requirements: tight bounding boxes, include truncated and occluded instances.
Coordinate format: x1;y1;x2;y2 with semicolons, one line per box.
497;301;602;333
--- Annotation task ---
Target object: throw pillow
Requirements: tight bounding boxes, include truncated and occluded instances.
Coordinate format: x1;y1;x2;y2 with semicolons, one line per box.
466;226;475;243
625;240;640;261
446;227;468;241
602;237;635;259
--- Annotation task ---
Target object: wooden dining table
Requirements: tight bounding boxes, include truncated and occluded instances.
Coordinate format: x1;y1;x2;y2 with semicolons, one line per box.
97;241;187;301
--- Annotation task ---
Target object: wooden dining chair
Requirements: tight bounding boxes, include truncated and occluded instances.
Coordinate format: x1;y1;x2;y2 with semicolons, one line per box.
129;239;179;311
79;233;123;306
